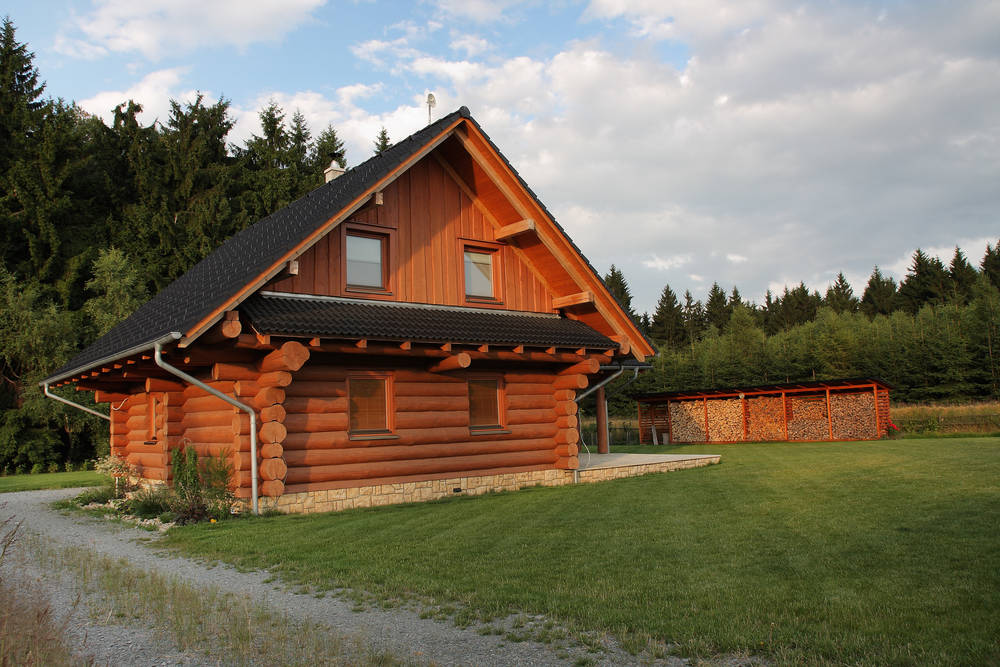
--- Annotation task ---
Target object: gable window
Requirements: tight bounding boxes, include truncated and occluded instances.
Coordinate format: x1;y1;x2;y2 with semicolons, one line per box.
348;374;392;435
468;376;504;430
464;250;493;298
346;233;386;290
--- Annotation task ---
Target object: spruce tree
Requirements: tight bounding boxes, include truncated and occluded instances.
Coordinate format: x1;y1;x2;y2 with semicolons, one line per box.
824;272;858;313
860;266;898;317
649;284;685;350
0;16;44;172
897;249;949;313
981;240;1000;289
948;246;978;304
373;127;391;155
681;290;706;351
705;282;730;331
603;264;635;320
312;123;346;173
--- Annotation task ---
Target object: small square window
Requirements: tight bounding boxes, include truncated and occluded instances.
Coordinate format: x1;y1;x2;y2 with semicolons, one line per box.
346;233;385;289
469;378;502;429
464;250;493;298
349;376;390;434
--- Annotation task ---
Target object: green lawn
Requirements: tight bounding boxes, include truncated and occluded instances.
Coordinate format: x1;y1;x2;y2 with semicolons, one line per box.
0;470;103;493
162;438;1000;664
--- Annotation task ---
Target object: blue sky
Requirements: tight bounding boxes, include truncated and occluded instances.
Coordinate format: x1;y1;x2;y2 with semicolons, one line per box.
6;1;999;314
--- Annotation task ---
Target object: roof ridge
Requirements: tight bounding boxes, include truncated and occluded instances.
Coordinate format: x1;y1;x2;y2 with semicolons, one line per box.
257;291;560;318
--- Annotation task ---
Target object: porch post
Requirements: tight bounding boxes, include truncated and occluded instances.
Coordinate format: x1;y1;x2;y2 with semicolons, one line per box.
596;386;610;454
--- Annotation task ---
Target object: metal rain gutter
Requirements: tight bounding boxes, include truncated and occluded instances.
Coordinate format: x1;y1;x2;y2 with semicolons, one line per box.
153;338;259;516
43;383;111;421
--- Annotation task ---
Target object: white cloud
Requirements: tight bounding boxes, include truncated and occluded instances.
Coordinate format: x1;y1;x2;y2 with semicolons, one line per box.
450;34;491;57
55;0;326;60
643;254;692;271
726;254;748;264
78;68;199;124
432;0;529;23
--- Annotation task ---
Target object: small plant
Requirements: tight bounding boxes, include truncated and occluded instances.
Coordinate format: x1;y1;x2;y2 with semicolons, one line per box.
127;485;172;519
47;462;61;474
29;463;44;475
74;485;115;506
168;447;235;525
95;455;140;498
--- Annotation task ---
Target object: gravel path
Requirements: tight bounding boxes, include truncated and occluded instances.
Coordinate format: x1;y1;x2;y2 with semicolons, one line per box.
1;489;686;666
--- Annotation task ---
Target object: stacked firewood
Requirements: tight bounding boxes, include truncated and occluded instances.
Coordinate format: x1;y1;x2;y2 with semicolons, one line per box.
830;393;876;440
746;396;785;441
706;398;744;442
787;397;828;440
668;401;706;442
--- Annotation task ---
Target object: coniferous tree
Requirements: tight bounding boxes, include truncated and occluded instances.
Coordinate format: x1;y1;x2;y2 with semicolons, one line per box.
860;266;897;318
373;127;391;155
824;272;858;313
981;240;1000;289
82;247;148;339
705;282;730;331
603;264;636;320
0;17;44;173
897;249;949;313
312;123;347;173
948;246;978;304
649;284;685;350
681;290;706;353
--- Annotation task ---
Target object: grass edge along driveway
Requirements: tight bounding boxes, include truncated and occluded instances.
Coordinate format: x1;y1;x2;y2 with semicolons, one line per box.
162;438;1000;665
0;470;102;493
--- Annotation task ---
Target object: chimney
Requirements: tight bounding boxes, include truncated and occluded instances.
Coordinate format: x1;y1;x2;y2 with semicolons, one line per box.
324;160;346;183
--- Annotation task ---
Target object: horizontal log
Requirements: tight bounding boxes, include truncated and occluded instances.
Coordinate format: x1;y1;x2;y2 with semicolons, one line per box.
504;382;554;396
284;380;346;397
251;388;285;409
555;444;579;457
146;378;185;392
183;395;234;413
124;441;163;455
260;421;287;444
283;412;348;433
182;381;234;399
558;358;600;376
183;425;236;444
289;366;346;382
234;380;260;397
394;382;467;397
260;404;286;423
555;429;579;445
211;362;257;381
553;375;588;390
127;403;148;416
554;456;578;470
556;415;579;429
126;415;150;431
394;395;467;412
427;353;471;373
395;423;557;446
502;372;555;384
259;443;284;459
506;394;555;411
260;457;288;481
554;401;578;416
283;396;346;414
467;351;586;366
392;369;464;383
285;450;558;484
258;341;310;372
126;452;168;468
94;390;128;404
181;410;235;429
285;438;555;468
161;391;185;407
506;408;557;426
260;480;284;498
258;371;293;388
283;430;349;450
142;467;169;481
394;410;468;430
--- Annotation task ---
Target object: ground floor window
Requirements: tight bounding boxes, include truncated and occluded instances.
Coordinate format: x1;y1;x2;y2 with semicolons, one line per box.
468;376;503;430
348;373;392;434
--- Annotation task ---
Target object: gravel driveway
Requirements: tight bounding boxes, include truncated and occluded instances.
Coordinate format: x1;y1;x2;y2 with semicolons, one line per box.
1;489;685;666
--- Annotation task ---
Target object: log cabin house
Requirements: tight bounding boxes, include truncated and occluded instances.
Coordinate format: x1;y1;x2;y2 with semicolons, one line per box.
42;107;656;514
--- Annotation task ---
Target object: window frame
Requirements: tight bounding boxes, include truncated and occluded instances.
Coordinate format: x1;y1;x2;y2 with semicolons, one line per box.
460;239;504;306
342;222;394;297
467;374;506;433
347;371;395;438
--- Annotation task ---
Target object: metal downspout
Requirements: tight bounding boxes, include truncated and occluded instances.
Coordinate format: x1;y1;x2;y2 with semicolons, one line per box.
153;340;259;515
43;383;111;421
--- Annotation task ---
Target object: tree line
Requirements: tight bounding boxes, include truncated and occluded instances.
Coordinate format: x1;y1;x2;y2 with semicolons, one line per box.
600;244;1000;414
0;18;392;471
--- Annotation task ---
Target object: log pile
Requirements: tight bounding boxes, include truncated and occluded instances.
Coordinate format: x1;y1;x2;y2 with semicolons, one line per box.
746;396;785;442
706;398;743;442
668;400;706;442
638;403;669;444
830;393;876;440
787;397;828;440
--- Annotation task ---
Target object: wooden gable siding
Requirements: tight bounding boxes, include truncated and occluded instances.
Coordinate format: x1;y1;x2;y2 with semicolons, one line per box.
266;153;553;312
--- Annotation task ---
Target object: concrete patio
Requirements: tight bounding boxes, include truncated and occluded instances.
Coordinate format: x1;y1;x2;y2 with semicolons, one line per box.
572;451;721;483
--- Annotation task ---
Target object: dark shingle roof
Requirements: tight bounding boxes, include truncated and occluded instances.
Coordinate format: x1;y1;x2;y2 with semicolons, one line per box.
242;293;615;349
44;108;473;383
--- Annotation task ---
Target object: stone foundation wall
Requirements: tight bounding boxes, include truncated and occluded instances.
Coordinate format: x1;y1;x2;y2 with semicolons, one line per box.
256;455;721;515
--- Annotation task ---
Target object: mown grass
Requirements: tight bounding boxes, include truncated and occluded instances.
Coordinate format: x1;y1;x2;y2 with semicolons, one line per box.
161;438;1000;665
0;470;102;493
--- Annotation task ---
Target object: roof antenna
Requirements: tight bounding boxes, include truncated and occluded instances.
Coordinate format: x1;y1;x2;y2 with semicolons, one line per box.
426;93;436;124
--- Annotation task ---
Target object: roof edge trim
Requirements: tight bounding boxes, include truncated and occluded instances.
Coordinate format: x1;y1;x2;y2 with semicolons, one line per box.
39;331;182;386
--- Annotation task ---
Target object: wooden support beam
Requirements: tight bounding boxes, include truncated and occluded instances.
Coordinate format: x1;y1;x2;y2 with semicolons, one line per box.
399;341;412;350
440;342;452;352
558;358;600;376
373;191;384;206
200;311;242;344
477;344;489;353
356;339;368;349
512;344;524;354
309;337;322;348
427;353;472;373
552;291;594;309
495;218;536;241
286;259;299;275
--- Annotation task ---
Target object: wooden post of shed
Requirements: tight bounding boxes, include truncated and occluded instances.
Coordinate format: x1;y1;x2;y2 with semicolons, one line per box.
872;384;880;438
781;391;789;441
825;388;834;440
703;397;709;443
596;386;610;454
665;399;673;445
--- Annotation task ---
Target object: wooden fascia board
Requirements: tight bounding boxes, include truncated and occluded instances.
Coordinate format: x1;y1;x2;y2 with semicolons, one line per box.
181;118;466;346
454;126;653;360
495;219;536;241
552;291;594;309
